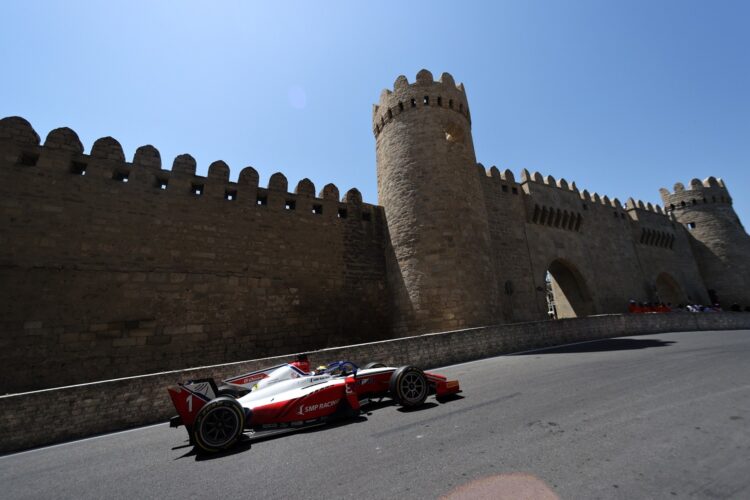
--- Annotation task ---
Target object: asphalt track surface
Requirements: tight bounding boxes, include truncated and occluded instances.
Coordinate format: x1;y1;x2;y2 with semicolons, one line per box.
2;329;749;499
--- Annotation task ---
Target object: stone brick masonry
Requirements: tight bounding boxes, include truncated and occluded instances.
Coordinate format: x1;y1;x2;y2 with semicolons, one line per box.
1;69;749;395
0;118;393;393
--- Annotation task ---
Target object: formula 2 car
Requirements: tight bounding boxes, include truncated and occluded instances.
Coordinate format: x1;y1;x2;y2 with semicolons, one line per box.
167;356;461;453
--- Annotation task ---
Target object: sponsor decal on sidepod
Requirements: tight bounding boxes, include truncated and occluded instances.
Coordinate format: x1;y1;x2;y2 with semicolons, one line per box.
297;399;340;416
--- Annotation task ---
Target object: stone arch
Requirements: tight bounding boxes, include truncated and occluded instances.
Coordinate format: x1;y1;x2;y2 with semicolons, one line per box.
655;272;687;306
546;258;595;318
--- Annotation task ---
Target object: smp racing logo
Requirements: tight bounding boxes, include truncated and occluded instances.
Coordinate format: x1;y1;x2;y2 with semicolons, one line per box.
297;399;339;416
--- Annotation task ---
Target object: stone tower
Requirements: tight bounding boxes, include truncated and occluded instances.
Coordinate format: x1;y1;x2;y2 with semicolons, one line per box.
661;177;750;307
373;70;498;332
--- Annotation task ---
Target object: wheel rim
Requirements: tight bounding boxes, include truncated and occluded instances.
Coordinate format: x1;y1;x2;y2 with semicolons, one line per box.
200;407;240;447
400;372;426;402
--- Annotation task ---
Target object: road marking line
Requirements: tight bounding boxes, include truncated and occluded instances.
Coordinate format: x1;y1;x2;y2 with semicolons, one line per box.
0;423;168;459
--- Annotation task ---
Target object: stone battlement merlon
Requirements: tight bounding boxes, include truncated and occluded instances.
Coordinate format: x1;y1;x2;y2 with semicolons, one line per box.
0;116;380;220
659;177;733;212
480;165;519;191
512;166;670;215
372;69;471;137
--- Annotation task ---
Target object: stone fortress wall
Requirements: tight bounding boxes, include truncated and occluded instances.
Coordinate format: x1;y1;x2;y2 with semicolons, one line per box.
0;117;394;393
2;69;748;393
372;69;747;334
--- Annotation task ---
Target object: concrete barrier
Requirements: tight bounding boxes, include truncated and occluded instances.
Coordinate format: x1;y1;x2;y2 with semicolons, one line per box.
2;313;749;454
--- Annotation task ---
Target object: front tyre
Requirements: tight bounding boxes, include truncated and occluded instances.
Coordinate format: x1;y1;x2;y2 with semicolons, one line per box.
193;396;245;453
389;366;428;408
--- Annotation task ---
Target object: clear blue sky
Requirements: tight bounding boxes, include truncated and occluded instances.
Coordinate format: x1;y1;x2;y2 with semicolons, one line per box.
1;1;748;223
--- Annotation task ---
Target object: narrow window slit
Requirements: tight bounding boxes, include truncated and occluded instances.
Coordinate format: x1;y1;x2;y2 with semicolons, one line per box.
191;183;204;196
70;161;87;176
225;190;237;201
285;200;296;210
113;171;129;183
312;204;323;215
338;208;348;219
256;194;267;206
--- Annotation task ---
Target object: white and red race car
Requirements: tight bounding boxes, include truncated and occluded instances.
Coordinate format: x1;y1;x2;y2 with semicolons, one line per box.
167;356;461;453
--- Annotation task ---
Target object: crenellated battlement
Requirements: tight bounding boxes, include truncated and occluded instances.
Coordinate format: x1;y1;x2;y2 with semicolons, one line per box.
659;177;733;212
0;116;379;221
484;166;668;215
372;69;471;137
475;165;685;245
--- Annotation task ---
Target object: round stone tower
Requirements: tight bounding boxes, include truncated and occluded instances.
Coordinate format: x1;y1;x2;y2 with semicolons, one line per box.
374;70;498;332
660;177;750;307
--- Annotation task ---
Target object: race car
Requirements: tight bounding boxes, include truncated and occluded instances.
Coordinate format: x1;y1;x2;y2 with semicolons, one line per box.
167;355;461;453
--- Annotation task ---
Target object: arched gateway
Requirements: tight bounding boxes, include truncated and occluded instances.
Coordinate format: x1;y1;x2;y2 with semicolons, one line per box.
546;259;595;319
655;272;687;306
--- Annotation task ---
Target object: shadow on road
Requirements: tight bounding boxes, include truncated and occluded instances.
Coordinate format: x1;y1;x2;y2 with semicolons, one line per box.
515;338;676;355
175;395;462;461
176;416;369;461
397;402;439;413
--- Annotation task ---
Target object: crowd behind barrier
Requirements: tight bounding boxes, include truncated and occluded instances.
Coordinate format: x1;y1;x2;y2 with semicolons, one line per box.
627;300;750;314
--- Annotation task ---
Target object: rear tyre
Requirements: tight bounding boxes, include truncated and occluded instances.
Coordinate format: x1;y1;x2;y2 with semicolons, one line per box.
389;366;428;408
193;396;245;453
216;383;250;398
363;362;386;369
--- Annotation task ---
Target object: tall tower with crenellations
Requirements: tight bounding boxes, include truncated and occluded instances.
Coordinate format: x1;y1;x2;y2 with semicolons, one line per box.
373;70;499;332
660;177;750;307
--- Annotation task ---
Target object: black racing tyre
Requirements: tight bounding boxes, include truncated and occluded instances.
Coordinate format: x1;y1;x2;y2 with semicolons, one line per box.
363;362;386;369
389;366;428;408
193;396;245;453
